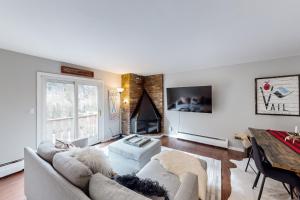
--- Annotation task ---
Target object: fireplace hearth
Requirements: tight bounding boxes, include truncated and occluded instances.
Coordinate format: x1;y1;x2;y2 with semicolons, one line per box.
130;90;161;134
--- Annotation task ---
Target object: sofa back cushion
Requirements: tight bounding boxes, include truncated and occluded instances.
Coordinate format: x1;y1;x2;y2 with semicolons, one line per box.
89;173;150;200
53;152;92;190
37;141;66;163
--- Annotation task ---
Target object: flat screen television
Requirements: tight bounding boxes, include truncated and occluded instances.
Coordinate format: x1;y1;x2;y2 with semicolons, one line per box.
167;86;212;113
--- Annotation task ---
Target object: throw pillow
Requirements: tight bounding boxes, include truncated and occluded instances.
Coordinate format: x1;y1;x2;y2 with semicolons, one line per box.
55;139;75;149
115;174;169;200
71;147;115;178
37;141;66;163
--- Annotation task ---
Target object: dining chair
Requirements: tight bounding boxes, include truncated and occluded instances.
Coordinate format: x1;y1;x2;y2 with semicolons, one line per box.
245;136;257;174
245;148;252;172
245;145;257;174
251;137;300;200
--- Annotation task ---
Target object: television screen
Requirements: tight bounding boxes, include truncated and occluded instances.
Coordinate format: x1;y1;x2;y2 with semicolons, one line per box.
167;86;212;113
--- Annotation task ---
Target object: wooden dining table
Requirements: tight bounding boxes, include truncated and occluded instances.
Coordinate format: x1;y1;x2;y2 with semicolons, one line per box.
249;128;300;175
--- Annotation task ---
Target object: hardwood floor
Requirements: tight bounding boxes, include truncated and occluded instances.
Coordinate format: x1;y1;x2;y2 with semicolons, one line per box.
0;171;24;200
0;136;244;200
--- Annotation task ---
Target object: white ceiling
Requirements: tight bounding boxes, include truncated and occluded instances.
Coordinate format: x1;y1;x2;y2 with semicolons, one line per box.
0;0;300;74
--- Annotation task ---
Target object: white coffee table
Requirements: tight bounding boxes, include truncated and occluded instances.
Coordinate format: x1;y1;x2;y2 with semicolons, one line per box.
108;135;161;174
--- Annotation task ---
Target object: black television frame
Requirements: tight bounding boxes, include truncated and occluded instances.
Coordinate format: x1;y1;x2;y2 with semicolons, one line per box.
166;86;212;113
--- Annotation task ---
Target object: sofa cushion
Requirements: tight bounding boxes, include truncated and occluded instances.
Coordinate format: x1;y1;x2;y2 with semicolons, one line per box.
174;172;198;200
37;141;66;163
137;159;180;200
89;173;150;200
53;152;92;190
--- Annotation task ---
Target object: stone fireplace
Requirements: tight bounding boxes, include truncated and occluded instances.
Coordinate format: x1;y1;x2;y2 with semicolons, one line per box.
121;73;164;135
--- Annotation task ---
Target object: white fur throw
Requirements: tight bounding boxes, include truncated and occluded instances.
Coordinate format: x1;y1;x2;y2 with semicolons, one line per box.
71;147;114;178
152;150;207;200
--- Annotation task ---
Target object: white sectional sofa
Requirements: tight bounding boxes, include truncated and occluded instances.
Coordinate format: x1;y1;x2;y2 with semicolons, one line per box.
24;145;203;200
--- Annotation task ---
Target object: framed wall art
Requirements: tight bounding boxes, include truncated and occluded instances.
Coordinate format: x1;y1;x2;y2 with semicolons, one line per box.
255;75;300;116
108;89;120;120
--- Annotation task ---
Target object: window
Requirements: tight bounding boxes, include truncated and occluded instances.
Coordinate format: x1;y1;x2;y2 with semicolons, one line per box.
46;81;75;142
37;73;104;147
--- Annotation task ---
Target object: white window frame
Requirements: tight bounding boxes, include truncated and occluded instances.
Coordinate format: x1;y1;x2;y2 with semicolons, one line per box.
37;72;104;148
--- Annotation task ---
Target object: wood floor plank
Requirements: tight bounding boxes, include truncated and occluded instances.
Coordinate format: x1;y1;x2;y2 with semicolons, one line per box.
0;136;244;200
0;171;25;200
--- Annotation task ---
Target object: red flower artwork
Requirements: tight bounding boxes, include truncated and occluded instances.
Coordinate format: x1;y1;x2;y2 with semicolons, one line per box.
263;81;271;91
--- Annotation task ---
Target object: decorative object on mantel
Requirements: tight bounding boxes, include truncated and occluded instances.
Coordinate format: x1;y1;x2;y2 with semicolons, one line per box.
61;66;94;78
255;75;300;116
267;129;300;154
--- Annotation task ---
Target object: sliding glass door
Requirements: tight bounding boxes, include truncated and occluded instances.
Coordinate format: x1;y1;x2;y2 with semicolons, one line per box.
77;83;99;144
38;73;104;146
46;81;75;142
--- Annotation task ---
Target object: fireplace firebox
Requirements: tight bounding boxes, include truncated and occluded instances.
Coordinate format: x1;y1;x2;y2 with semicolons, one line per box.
130;90;161;134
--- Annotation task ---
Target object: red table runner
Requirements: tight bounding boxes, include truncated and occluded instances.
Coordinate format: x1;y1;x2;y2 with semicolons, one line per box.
267;129;300;154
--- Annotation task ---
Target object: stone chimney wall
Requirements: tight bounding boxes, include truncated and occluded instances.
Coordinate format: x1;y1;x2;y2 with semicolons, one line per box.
121;73;164;135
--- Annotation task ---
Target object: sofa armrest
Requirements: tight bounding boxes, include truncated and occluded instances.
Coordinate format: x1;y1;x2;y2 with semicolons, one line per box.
72;137;89;148
174;172;199;200
24;147;90;200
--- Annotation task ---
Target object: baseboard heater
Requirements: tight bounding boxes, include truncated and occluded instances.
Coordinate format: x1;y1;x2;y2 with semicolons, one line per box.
177;131;229;148
0;159;24;178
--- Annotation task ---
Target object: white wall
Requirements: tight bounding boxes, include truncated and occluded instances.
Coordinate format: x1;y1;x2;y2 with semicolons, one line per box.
0;49;120;165
165;56;300;149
